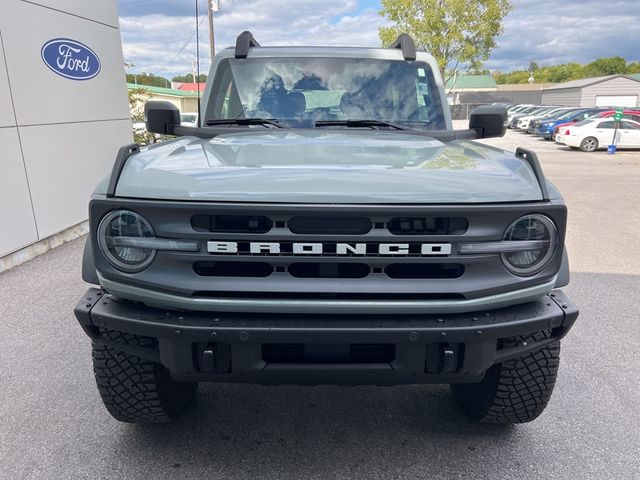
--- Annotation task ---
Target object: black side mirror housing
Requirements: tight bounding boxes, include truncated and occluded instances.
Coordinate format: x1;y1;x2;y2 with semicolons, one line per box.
469;105;507;138
144;101;180;135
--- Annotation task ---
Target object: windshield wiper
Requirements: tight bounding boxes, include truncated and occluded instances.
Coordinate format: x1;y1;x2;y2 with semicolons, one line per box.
314;119;409;130
205;118;284;128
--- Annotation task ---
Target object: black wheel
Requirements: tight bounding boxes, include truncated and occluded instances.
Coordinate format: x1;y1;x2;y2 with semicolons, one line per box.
451;331;560;424
92;330;198;423
579;136;598;152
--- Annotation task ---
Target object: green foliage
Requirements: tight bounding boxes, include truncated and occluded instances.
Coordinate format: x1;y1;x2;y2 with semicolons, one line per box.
379;0;512;82
493;57;640;84
128;87;156;145
171;73;208;83
584;56;627;77
126;72;170;88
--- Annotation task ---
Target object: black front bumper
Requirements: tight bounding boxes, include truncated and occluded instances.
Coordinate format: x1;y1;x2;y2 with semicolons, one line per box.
74;288;578;385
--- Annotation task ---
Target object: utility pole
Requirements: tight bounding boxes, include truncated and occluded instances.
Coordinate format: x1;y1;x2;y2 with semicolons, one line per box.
208;0;220;63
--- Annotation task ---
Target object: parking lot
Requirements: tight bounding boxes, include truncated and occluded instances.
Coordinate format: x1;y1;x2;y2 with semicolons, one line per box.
1;129;639;479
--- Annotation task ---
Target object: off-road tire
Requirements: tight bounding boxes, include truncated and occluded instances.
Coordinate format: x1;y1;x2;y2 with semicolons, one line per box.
451;331;560;424
92;331;197;423
579;136;598;152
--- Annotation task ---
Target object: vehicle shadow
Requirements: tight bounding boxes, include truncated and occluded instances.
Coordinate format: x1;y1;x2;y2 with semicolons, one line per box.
120;382;514;477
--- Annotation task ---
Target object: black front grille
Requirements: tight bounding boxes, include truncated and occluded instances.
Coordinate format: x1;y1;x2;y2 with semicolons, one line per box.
192;214;273;233
385;263;464;279
191;214;468;236
288;216;372;234
193;261;462;279
194;261;273;277
90;198;567;302
288;263;370;278
387;217;468;235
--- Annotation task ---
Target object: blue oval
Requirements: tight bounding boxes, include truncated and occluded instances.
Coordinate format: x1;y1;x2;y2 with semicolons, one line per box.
41;38;101;81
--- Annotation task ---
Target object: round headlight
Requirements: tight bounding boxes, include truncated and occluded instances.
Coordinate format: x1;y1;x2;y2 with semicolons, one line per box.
97;210;156;273
501;214;558;276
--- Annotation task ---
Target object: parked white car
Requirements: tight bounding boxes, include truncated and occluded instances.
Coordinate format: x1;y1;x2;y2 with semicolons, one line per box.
180;112;199;127
515;107;563;130
556;118;640;152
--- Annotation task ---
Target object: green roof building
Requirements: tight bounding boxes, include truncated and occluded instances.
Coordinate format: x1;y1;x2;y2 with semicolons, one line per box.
127;83;200;113
445;75;497;91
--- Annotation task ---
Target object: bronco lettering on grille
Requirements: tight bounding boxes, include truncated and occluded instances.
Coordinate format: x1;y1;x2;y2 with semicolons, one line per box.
207;241;452;256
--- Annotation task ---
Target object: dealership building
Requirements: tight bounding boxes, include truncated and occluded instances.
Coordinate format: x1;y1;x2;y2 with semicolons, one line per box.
0;0;131;269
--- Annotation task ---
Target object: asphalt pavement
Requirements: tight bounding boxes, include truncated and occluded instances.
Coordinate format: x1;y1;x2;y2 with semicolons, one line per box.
1;129;639;479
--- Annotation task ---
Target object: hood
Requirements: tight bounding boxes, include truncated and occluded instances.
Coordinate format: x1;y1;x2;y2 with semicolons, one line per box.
114;130;544;204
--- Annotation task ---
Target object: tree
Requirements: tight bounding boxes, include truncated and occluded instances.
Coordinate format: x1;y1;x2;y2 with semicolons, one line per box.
626;62;640;74
584;57;627;77
128;87;156;145
492;57;639;85
379;0;512;84
171;73;208;83
125;72;170;88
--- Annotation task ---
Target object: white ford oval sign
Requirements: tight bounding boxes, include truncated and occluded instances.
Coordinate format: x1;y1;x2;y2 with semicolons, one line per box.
41;38;101;80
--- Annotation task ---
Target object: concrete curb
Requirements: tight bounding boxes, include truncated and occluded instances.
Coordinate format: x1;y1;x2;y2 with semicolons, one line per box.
0;221;89;273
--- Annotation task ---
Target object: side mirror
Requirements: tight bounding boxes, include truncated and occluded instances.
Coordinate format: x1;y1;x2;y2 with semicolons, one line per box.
469;105;507;138
144;101;180;135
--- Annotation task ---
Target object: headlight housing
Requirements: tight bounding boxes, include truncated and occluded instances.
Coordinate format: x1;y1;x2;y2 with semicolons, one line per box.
97;210;156;273
501;214;558;276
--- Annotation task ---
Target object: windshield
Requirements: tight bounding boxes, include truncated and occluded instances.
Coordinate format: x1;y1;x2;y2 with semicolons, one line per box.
574;119;595;127
205;57;447;130
181;114;197;123
556;109;581;120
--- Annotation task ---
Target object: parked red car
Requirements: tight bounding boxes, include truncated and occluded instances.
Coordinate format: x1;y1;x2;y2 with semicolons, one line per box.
552;110;640;141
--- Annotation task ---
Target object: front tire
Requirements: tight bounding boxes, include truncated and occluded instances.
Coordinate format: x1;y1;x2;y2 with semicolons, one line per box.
580;136;598;152
451;331;560;424
92;331;198;423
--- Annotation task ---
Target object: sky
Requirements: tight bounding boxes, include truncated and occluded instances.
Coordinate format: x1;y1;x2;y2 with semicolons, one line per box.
117;0;640;79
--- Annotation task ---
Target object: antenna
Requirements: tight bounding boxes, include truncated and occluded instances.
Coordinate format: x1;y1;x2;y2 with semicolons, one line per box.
195;0;202;128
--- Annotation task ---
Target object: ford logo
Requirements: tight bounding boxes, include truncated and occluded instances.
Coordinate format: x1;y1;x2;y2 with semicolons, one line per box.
41;38;101;81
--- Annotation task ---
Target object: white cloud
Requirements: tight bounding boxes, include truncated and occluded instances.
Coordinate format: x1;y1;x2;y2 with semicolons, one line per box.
118;0;640;78
487;0;640;71
120;0;387;78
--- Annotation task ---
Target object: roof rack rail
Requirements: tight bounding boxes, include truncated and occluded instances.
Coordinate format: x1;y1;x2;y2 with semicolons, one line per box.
390;33;416;61
235;31;261;59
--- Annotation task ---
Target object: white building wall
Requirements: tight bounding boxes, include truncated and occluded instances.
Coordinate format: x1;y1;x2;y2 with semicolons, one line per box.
581;77;640;108
0;0;131;256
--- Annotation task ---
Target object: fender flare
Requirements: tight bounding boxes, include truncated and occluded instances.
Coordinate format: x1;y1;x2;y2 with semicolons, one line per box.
554;245;570;288
82;237;99;285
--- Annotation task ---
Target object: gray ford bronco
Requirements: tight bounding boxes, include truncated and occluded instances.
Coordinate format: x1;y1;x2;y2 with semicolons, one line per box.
74;32;578;424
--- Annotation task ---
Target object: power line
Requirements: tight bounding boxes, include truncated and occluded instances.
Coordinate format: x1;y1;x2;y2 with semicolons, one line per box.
155;15;206;76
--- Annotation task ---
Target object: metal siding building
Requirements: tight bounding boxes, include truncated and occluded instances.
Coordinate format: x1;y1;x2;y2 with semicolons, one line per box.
540;89;582;107
0;0;131;260
581;76;640;107
542;75;640;108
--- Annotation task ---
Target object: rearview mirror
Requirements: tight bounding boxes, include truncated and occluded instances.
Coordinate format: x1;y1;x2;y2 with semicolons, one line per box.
144;101;181;135
469;105;507;138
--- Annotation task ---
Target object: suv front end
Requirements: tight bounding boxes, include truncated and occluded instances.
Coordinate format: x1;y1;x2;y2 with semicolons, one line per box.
74;32;578;425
